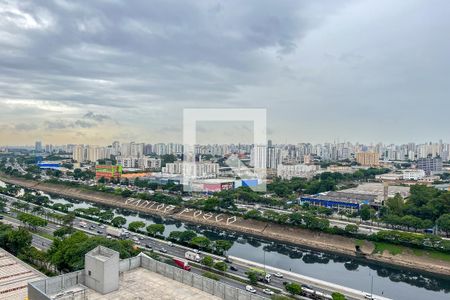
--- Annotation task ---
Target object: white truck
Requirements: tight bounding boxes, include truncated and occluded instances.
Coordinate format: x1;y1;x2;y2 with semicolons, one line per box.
106;226;123;238
184;251;201;262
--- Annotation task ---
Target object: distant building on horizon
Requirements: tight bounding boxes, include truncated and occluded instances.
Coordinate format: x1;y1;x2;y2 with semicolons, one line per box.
34;141;42;153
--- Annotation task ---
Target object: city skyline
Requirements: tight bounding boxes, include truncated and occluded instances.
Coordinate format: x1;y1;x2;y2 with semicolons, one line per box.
2;139;450;148
1;0;450;145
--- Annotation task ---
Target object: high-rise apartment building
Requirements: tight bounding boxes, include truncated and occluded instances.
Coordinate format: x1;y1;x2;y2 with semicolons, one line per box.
73;145;85;162
417;157;443;175
356;152;380;166
35;141;42;153
250;145;267;170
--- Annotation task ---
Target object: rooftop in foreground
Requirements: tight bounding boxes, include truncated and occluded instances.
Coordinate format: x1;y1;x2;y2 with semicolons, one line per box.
29;246;264;300
88;267;219;300
0;248;44;300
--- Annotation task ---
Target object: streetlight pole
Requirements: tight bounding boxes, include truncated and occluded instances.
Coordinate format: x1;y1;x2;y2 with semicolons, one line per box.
263;249;266;273
370;273;374;299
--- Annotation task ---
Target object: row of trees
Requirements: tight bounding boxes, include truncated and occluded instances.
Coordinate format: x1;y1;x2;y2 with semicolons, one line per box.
126;221;234;255
17;212;48;230
168;230;233;254
200;255;228;272
48;231;139;272
380;186;450;234
0;223;32;255
267;168;390;197
243;209;331;231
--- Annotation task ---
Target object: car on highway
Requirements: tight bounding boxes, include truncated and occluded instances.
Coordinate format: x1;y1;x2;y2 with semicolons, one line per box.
97;230;103;234
364;293;374;299
245;285;256;293
273;272;283;278
145;244;153;249
230;266;238;271
168;241;174;247
263;288;274;295
160;247;167;253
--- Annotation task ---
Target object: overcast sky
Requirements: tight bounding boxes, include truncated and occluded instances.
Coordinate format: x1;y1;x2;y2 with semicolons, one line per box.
1;0;449;146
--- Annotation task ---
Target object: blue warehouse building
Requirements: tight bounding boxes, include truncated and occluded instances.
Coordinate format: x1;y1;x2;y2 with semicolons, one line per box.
300;191;378;211
37;162;61;170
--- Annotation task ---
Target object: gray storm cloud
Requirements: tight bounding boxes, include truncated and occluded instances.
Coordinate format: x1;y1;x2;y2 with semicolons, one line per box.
0;0;449;145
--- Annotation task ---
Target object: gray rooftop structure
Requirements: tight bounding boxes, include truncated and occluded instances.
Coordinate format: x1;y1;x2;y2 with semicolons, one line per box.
28;247;265;300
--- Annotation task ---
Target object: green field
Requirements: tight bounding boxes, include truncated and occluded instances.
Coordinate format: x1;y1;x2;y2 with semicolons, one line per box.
373;242;450;262
373;242;403;255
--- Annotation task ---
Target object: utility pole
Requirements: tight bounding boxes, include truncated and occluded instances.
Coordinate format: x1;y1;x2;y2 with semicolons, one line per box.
263;249;266;273
370;273;374;299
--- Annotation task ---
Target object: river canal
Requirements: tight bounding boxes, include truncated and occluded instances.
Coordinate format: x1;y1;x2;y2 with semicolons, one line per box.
45;194;450;300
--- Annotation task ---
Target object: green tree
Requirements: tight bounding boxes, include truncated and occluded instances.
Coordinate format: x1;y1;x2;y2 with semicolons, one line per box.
121;189;133;198
359;205;372;221
161;154;177;167
214;240;233;254
213;261;228;272
179;230;197;243
344;224;359;234
128;221;145;232
202;271;220;281
437;214;450;237
201;255;214;267
244;209;262;220
332;292;347;300
98;210;114;222
270;295;293;300
111;216;127;228
246;271;258;285
285;282;302;295
3;227;32;255
146;224;165;237
47;231;137;272
400;215;423;231
386;193;405;216
62;213;76;227
168;231;183;241
190;236;211;250
289;212;303;226
18;213;48;230
53;226;75;237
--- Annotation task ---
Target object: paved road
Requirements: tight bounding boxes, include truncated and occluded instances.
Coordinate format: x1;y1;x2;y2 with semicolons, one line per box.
1;215;53;250
1;193;379;300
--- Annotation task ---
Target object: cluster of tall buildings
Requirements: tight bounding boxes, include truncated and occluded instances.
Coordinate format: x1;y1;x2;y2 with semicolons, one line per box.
72;145;112;163
34;141;75;154
31;140;450;168
162;161;220;178
116;157;161;170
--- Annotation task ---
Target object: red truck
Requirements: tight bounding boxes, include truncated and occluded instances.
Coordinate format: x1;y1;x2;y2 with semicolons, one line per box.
173;258;191;271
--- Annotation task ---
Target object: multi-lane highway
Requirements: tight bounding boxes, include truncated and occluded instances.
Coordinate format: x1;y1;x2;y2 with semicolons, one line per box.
0;193;388;300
